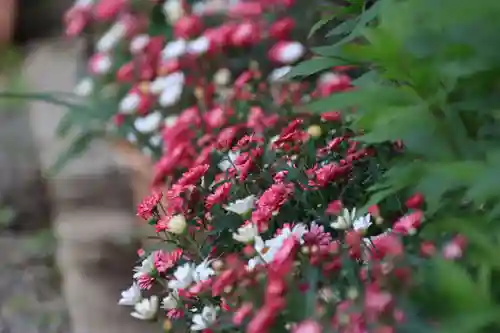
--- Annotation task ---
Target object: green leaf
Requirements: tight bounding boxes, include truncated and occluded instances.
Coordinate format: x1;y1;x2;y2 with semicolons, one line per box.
286;57;347;78
308;15;336;38
303;265;319;318
49;132;100;175
305;84;420;114
429;258;492;313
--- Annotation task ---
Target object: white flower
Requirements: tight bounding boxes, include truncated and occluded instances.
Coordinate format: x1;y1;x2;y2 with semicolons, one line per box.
166;214;187;234
319;72;341;85
168;262;195;290
162;39;187;59
75;0;93;7
164;115;179;128
224;195;256;215
96;22;126;52
232;223;259;243
191;305;217;331
150;72;185;94
133;253;155;279
353;214;372;232
214;68;231;86
92;55;112;74
188;36;210;55
269;66;292;82
247;236;280;270
119;93;140;114
74;78;94;96
134;111;163;134
150;134;162;147
162;0;184;24
218;150;240;171
330;208;357;230
193;258;215;283
130;34;150;54
127;132;137;144
130;296;158;320
159;84;183;107
118;282;142;306
279;42;306;64
162;290;179;310
268;223;308;247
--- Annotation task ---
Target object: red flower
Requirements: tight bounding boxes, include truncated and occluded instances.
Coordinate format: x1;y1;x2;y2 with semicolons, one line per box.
326;200;343;215
248;106;279;133
229;2;263;17
232;302;253;325
216;126;242;150
136;190;163;220
205;182;232;209
247;301;283;333
316;73;351;96
230;22;261;47
321;111;342;122
174;15;203;39
177;164;210;187
270;17;295;40
256;183;294;215
405;192;424;209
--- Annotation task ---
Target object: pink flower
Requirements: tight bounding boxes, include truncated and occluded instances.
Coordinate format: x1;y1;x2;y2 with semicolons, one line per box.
137;273;154;290
326;199;343;215
94;0;127;21
248;106;279;133
393;210;424;235
177;164;210;187
154;249;183;273
303;222;332;246
293;320;322;333
232;302;253;325
365;283;393;317
229;2;263;17
174;15;203;39
136;190;163;220
216;126;242;150
206;182;232;209
230;22;261;47
443;235;467;260
88;53;112;75
204;106;230;129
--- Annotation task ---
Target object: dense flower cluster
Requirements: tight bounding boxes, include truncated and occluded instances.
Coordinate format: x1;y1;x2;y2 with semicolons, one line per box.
65;0;470;332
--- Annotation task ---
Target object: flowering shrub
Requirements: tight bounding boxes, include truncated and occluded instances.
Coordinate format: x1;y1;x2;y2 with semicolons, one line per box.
63;0;331;163
64;0;500;332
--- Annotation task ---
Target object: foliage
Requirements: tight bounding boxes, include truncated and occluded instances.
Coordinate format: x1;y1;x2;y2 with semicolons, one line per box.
303;0;500;331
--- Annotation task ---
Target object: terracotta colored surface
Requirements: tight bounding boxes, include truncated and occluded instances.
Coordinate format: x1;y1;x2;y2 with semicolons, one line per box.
0;0;15;43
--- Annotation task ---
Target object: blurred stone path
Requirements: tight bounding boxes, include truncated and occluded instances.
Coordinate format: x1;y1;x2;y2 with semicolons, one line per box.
25;40;156;333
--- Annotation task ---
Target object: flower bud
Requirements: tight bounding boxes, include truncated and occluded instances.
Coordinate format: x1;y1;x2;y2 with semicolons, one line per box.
307;125;322;138
167;214;187;234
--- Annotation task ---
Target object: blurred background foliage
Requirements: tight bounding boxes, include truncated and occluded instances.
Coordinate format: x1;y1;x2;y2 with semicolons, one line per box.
296;0;500;331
